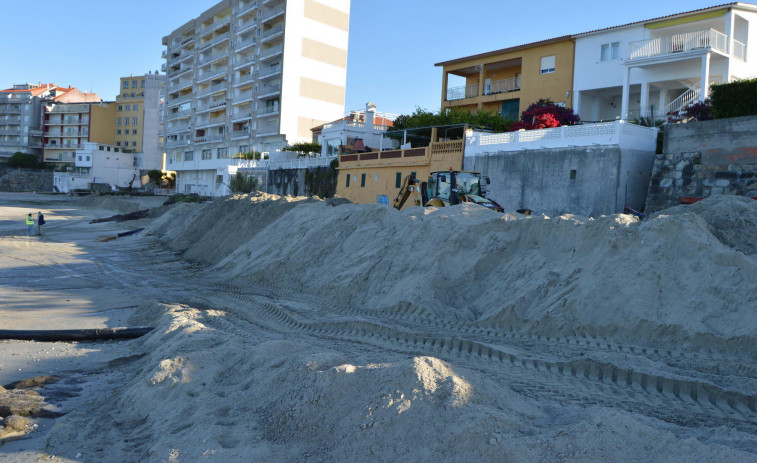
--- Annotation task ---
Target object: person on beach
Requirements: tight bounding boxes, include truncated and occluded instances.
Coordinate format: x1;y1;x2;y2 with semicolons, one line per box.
37;211;45;236
26;213;35;236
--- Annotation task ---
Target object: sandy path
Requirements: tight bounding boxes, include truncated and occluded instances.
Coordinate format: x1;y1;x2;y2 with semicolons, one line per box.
1;193;755;462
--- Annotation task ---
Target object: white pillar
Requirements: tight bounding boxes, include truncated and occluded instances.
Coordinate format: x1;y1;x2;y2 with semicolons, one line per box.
573;91;582;119
658;88;668;118
725;11;735;81
620;67;632;121
639;81;649;119
701;54;711;101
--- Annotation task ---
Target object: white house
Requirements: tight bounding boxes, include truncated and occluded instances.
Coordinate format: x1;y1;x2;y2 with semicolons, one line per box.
317;103;397;156
54;143;140;193
573;3;757;122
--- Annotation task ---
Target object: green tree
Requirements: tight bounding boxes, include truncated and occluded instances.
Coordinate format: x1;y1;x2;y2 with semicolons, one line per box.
229;172;258;194
146;169;163;185
283;142;322;158
393;107;513;132
235;151;262;160
8;152;43;169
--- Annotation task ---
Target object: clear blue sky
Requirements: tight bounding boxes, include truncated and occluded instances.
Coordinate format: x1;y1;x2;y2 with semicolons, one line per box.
0;0;750;116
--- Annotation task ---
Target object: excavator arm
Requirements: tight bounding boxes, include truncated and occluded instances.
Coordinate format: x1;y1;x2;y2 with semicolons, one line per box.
393;175;424;210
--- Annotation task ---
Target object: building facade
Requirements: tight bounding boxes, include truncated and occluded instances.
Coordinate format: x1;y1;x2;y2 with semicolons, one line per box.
42;102;116;166
436;38;576;120
0;84;83;162
573;3;757;122
115;73;164;170
162;0;351;196
53;142;140;193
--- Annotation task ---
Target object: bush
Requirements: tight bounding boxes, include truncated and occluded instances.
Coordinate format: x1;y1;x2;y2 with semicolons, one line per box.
393;107;513;132
229;172;258;194
236;151;262;160
8;152;43;169
710;78;757;119
510;99;580;131
146;169;163;185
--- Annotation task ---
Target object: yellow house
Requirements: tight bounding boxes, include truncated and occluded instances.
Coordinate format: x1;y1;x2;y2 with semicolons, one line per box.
436;37;575;120
336;127;465;209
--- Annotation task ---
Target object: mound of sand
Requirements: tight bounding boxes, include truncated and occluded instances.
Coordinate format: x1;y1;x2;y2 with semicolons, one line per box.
76;195;167;215
43;303;757;462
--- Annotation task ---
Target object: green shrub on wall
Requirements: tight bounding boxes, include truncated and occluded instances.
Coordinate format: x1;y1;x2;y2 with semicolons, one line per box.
710;78;757;119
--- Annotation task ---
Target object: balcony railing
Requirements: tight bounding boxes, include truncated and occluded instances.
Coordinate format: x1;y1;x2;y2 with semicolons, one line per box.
447;83;479;101
259;64;282;79
237;36;257;50
258;105;280;116
233;108;254;120
629;29;729;60
238;17;257;34
322;120;390;132
733;39;747;61
260;45;284;61
485;77;520;95
195;133;226;144
261;24;284;41
258;82;281;97
238;0;258;16
168;93;193;107
261;4;285;23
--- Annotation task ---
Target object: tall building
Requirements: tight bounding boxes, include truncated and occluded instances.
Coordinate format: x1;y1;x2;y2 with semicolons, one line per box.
162;0;351;196
42;102;116;166
115;73;164;170
0;84;83;162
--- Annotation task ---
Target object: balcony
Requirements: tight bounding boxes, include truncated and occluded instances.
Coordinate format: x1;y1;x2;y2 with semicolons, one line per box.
45;144;82;150
167;93;193;107
238;0;258;16
446;83;479;101
200;16;231;36
0;129;20;136
196;99;228;113
258;63;282;79
236;36;257;51
166;121;191;134
235;73;255;87
257;82;281;98
232;108;254;121
628;29;733;61
234;88;255;103
0;106;23;114
257;105;280;117
167;108;192;120
196;113;227;127
260;24;284;43
232;127;253;139
237;17;257;35
199;52;228;65
260;44;283;61
166;138;191;148
195;133;226;144
261;4;285;24
234;55;256;69
257;119;279;136
197;68;228;84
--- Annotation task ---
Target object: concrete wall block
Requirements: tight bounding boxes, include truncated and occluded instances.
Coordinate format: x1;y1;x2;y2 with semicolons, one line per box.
711;187;725;194
715;179;731;187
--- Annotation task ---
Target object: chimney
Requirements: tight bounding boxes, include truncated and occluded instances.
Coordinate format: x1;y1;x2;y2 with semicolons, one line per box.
364;102;376;127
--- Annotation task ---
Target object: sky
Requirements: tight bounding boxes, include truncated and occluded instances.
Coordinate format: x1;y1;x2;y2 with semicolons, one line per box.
0;0;751;116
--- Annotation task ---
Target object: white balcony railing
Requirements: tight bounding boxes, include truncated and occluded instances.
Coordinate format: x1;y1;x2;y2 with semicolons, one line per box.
733;39;747;61
261;4;285;23
446;83;479;101
629;29;729;61
260;45;283;60
261;24;284;41
322;120;391;132
485;77;520;95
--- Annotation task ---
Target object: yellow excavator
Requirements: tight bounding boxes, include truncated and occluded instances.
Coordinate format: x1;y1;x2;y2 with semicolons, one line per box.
393;170;504;212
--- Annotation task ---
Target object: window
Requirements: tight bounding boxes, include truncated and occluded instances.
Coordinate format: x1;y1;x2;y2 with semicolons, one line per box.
540;55;556;74
123;81;129;89
202;149;212;160
361;173;366;188
98;146;104;151
133;104;139;111
117;129;122;135
78;155;82;161
132;129;138;135
116;141;121;146
141;79;145;88
345;173;351;188
124;118;129;126
132;117;137;125
217;147;228;158
86;156;90;161
375;174;379;182
570;169;577;180
132;80;138;88
117;105;123;111
131;141;137;147
184;151;194;161
116;117;122;126
395;172;402;188
239;144;249;153
600;42;620;61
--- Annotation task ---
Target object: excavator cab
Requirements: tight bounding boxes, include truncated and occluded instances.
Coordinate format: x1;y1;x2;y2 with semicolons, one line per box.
394;170;503;212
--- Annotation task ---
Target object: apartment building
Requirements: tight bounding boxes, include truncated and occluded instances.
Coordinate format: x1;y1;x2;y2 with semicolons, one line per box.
573;3;757;122
162;0;351;196
42;102;116;166
435;38;576;120
115;73;164;170
0;84;83;162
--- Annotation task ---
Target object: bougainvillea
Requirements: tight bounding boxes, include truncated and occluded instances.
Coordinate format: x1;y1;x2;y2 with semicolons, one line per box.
509;99;580;131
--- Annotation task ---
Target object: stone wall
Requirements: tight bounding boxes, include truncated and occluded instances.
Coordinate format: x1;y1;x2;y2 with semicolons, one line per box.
264;166;337;198
464;146;655;217
646;115;757;212
0;169;54;192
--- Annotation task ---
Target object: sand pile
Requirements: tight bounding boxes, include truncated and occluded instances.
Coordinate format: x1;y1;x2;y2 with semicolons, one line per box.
146;195;752;353
145;193;336;264
42;302;757;462
76;195;167;214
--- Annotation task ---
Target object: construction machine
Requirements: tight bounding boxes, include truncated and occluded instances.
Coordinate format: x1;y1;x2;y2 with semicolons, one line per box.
393;170;504;212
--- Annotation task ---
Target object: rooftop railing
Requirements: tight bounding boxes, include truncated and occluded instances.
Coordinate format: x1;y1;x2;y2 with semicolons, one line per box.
629;29;729;60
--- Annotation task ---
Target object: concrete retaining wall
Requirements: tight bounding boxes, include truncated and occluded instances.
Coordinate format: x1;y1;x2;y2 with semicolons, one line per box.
464;146;655;217
0;169;54;192
647;115;757;212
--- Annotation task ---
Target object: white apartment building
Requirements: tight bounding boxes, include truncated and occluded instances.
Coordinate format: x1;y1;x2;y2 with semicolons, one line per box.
162;0;351;196
573;3;757;122
53;143;140;193
0;84;67;162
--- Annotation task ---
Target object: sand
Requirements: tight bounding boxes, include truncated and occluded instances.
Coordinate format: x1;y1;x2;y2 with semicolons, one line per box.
1;192;756;462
